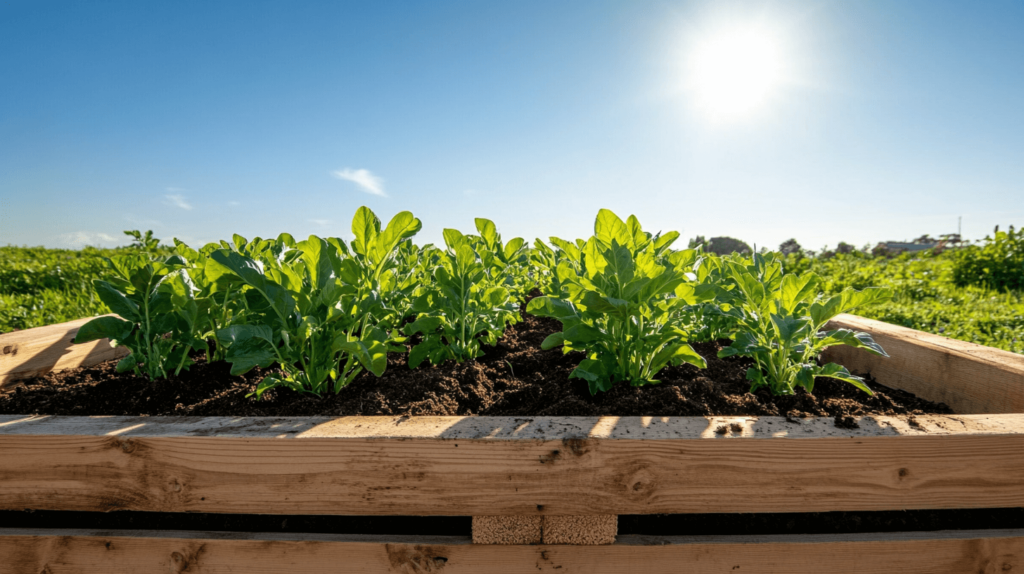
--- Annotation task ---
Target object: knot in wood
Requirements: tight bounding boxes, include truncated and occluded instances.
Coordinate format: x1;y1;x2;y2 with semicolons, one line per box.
623;465;655;497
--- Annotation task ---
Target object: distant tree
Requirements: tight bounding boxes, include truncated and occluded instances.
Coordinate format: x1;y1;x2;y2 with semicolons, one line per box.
687;235;706;249
705;236;752;256
836;242;856;255
778;238;802;255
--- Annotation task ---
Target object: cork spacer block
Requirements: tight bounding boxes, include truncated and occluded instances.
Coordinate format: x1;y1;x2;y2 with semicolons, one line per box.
542;515;617;545
471;515;542;545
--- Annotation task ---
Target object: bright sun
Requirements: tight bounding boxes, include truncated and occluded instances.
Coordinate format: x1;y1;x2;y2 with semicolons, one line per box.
688;25;785;121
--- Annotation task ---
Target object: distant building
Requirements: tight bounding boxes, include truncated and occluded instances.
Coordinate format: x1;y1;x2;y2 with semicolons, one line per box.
874;234;963;255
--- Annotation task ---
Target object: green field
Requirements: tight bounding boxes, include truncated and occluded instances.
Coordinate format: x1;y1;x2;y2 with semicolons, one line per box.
790;250;1023;354
2;228;1021;356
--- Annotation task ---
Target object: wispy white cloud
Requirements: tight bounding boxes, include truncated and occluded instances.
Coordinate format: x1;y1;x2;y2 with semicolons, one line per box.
464;189;478;196
227;201;241;207
58;231;118;249
332;168;386;197
309;219;332;227
165;193;193;210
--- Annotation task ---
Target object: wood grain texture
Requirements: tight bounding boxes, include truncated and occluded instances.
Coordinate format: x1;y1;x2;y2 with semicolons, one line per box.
0;316;127;389
1;528;1021;574
823;313;1024;414
2;414;1022;516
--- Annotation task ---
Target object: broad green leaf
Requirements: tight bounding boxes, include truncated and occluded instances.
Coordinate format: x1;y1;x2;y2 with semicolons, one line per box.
404;315;443;336
93;280;140;321
540;332;565;350
601;242;635;287
569;358;614;395
818;329;889;357
780;272;820;313
653;231;680;254
482;286;510;307
443;229;465;251
379;211;422;255
74;316;134;344
817;363;874;395
408;341;435;369
337;340;388;377
115;353;138;373
770;313;807;344
526;297;578;320
297;236;333;291
474;218;498;248
351;206;381;254
810;295;843;328
549;236;581;261
502;237;525;261
225;337;277;376
563;323;604;344
594;209;630;247
839;287;893;313
651;343;706;372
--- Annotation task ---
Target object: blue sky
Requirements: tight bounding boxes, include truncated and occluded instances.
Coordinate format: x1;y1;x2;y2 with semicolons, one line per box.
1;0;1021;251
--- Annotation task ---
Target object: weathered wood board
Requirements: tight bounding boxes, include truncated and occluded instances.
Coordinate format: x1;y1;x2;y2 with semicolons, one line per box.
0;315;127;389
1;528;1021;574
823;313;1024;414
1;414;1022;516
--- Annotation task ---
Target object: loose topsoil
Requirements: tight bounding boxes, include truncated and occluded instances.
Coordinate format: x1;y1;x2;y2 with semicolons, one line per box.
0;294;952;419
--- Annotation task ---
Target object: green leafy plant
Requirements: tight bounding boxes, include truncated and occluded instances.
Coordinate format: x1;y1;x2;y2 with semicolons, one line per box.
73;252;205;379
717;252;892;395
952;225;1024;292
123;229;162;253
403;231;521;367
527;209;708;394
464;218;530;299
170;238;249;362
207;207;422;398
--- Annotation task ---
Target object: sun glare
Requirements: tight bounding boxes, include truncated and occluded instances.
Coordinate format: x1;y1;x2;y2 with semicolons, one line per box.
687;25;785;121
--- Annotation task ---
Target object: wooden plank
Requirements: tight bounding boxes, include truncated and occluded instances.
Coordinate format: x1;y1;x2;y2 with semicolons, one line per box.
823;313;1024;414
2;414;1023;516
1;528;1021;574
0;316;127;389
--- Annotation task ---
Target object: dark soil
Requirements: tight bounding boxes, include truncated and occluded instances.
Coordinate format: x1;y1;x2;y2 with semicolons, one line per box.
0;295;953;418
2;508;1021;536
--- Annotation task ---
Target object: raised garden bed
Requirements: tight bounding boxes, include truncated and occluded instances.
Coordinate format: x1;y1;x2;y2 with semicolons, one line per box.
1;313;1023;573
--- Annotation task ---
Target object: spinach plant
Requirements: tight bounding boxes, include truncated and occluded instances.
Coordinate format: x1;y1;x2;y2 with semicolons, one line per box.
207;207;421;398
527;209;708;394
403;232;520;367
171;238;246;362
73;252;205;379
717;252;892;395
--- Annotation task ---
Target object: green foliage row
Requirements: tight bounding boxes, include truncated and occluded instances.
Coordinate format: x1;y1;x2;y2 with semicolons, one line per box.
530;210;888;396
4;211;1021;401
785;249;1024;354
951;225;1024;292
71;208;533;398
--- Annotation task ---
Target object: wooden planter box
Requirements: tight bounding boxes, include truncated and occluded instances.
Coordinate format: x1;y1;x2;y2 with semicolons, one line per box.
1;314;1022;573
